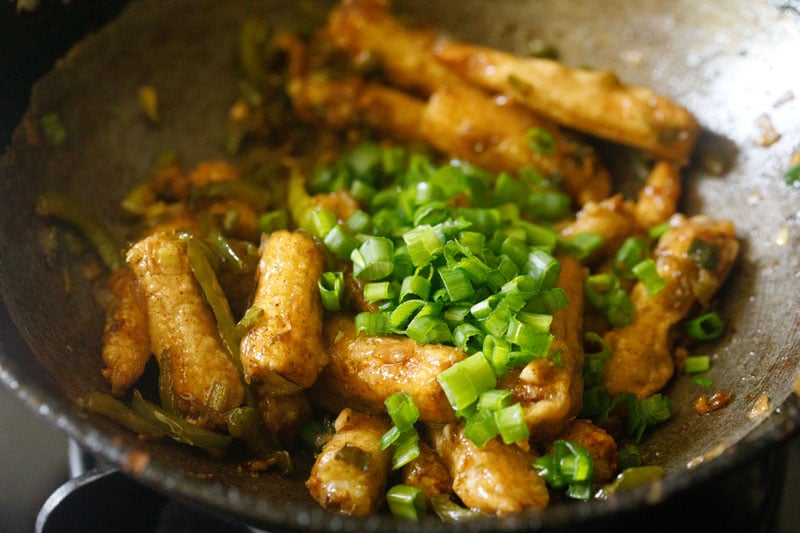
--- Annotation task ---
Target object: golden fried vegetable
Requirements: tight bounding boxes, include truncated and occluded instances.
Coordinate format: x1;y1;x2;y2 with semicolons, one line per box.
603;215;739;398
430;422;549;515
101;267;151;397
634;160;682;229
498;256;585;441
326;0;463;96
311;313;464;423
419;84;610;205
555;419;618;484
400;441;453;503
240;230;327;396
306;408;393;516
435;41;700;163
126;232;245;426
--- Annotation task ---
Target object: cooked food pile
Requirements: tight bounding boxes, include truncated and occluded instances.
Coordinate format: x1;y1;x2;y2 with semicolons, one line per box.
37;0;739;521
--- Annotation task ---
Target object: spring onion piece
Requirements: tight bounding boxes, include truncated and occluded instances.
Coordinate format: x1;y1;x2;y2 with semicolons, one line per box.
583;332;612;388
685;355;711;374
494;402;530;444
79;392;165;439
355;311;392;336
581;385;611;418
617;444;642;470
438;353;496;412
351;237;394;280
687;238;720;270
363;281;399;303
614;237;650;279
184;236;242;372
463;409;500;446
596;466;665;498
131;390;233;451
632;258;665;295
785;163;800;187
403;225;445;267
648;221;672;240
40;113;67;146
533;439;595;500
335;443;372;471
188;180;271;211
386;485;427;520
438;267;475;302
390;430;421;470
405;314;453;344
323;225;360;260
526;127;556;156
526;190;571;221
258;209;289;234
157;351;180;415
317;272;344;311
430;495;483;522
585;274;635;328
562;232;604;260
686;312;725;340
385;391;419;432
692;376;714;387
36;192;125;270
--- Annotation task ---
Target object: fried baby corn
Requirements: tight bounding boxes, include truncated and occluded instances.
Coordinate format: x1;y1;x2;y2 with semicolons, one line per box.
240;230;327;395
126;232;245;426
435;41;700;163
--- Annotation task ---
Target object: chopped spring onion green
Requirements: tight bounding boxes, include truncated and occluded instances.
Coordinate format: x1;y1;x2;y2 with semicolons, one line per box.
385;391;419;432
526;127;556;156
584;273;635;328
596;466;665;498
463;408;499;446
335;443;372;471
648;221;672;240
784;164;800;187
687;238;720;270
632;258;665;295
686;312;725;340
354;311;392;336
258;209;289;234
533;439;595;500
351;236;394;280
614;237;650;279
317;272;344;311
386;484;427;520
692;375;714;387
562;232;604;260
617;444;642;470
36;192;125;270
40;113;67;146
437;353;497;412
323;225;360;259
494;402;530;444
685;355;711;374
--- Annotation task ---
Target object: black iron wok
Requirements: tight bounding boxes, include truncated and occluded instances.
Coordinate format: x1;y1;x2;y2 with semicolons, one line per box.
1;0;799;530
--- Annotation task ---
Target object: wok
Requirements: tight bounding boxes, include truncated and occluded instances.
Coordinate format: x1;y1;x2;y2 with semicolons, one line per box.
1;0;799;530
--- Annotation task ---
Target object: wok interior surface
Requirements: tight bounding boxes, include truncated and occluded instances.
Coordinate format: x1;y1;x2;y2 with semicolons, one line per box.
1;0;799;529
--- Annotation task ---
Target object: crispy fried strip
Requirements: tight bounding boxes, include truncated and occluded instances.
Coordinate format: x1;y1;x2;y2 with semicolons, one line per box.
498;256;585;441
311;313;464;423
240;230;327;395
435;41;700;163
126;232;245;426
634;160;681;228
419;83;610;204
603;215;739;398
101;267;151;396
326;0;463;96
429;422;549;515
306;408;392;516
